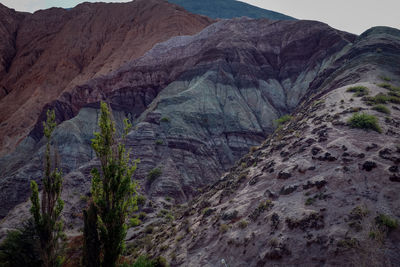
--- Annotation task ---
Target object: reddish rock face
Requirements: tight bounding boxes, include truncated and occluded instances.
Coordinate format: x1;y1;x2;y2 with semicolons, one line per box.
0;0;213;156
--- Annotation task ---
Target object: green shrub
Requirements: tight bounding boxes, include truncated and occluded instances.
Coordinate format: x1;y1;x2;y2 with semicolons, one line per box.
219;224;229;233
364;93;400;105
0;220;42;267
160;117;170;123
379;76;392;82
155;139;163;145
378;82;393;89
372;104;390;114
346;86;369;97
129;217;142;228
275;115;292;126
238;220;249;229
147;168;162;184
120;255;168;267
375;214;398;231
305;198;315;206
348;113;382;133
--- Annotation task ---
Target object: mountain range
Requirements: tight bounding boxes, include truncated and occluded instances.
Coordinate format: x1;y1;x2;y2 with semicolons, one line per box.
0;0;399;266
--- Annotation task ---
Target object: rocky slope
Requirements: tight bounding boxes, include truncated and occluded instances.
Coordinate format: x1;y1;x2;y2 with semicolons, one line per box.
0;1;399;265
0;0;213;156
0;18;356;219
129;81;400;266
167;0;295;20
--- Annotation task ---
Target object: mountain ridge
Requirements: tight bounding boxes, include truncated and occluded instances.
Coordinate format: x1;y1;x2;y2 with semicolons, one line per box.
167;0;295;20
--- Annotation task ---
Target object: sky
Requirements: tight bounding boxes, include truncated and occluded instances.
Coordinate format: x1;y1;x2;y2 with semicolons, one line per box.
1;0;399;35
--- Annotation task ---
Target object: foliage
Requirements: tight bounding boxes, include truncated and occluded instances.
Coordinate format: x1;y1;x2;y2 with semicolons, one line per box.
0;219;42;267
238;220;248;229
129;217;142;228
372;104;390;114
274;115;292;127
83;202;101;267
375;214;398;231
119;255;168;267
379;76;392;82
30;109;65;267
147;168;162;185
88;102;139;267
160;117;170;123
364;93;400;105
346;86;369;97
347;113;382;133
155;139;163;145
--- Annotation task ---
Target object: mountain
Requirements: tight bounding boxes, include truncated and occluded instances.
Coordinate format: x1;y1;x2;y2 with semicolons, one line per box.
0;0;213;157
0;17;355;219
0;0;399;266
167;0;295;20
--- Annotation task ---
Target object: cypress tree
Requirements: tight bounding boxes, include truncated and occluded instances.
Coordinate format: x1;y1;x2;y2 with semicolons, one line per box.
30;109;65;267
87;102;139;267
82;202;101;267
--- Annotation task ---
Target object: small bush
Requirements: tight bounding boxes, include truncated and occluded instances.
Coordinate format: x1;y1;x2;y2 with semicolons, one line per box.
378;82;393;89
155;139;163;145
379;76;392;82
372;104;390;114
160;117;170;123
346;86;369;97
129;217;142;228
275;115;292;126
238;220;249;229
348;113;382;133
364;93;400;105
147;168;162;184
219;224;229;233
122;255;168;267
0;220;42;267
375;214;398;231
305;198;315;206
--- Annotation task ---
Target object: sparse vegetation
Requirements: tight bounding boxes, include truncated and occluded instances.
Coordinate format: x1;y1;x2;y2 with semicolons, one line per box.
372;104;390;114
238;220;249;229
275;115;292;127
155;139;163;145
379;76;392;82
364;93;400;105
129;218;142;228
147;168;162;184
375;214;398;231
337;238;358;249
348;113;382;133
160;117;170;123
305;198;315;206
249;200;274;221
219;224;229;233
119;255;168;267
346;86;369;97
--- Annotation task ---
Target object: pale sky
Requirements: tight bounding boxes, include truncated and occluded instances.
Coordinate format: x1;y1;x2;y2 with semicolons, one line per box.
1;0;399;35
